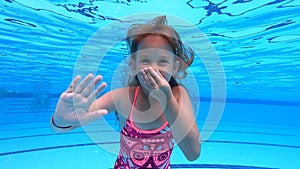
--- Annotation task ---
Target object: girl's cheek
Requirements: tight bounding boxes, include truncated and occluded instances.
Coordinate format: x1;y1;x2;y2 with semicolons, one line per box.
137;64;147;71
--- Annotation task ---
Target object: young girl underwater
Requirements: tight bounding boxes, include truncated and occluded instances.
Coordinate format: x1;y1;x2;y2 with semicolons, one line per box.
50;15;200;169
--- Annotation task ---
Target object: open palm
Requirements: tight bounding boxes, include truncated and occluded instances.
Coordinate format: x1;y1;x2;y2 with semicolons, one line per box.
54;74;107;126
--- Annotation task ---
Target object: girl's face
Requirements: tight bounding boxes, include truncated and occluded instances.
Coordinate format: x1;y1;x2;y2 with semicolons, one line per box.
131;35;179;81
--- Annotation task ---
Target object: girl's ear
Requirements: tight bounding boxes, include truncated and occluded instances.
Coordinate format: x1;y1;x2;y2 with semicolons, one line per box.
173;59;180;75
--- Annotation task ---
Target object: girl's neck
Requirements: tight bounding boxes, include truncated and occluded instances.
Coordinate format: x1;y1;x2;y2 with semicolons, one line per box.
133;86;166;128
135;86;161;110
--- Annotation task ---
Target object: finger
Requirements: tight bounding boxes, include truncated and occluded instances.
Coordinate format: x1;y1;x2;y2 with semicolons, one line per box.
156;69;165;79
82;75;104;98
74;74;94;94
77;109;108;125
66;75;81;93
94;75;106;98
139;72;152;93
88;82;107;101
81;82;95;98
147;67;162;84
94;75;103;85
142;70;151;85
146;71;158;88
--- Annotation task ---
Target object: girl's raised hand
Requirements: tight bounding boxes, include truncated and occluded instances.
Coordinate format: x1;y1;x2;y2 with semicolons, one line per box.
53;74;108;127
139;67;173;102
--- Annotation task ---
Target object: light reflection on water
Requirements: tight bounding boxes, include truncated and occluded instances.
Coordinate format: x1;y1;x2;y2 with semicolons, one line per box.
0;0;299;103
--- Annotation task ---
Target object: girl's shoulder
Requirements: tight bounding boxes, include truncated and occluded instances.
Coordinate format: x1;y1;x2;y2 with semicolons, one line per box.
172;85;187;93
90;86;136;113
172;85;189;100
109;86;136;99
112;86;136;94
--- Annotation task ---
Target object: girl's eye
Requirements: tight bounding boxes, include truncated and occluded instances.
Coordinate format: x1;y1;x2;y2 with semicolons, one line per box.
140;60;149;64
159;60;169;65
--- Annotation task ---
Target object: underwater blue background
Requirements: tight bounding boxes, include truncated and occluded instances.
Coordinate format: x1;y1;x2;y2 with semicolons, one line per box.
0;0;299;169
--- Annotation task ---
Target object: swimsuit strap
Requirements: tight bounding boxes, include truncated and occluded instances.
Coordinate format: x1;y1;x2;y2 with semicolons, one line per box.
129;87;139;120
128;87;169;134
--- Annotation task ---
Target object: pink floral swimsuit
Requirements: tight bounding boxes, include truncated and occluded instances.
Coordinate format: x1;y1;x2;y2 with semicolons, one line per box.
114;87;174;169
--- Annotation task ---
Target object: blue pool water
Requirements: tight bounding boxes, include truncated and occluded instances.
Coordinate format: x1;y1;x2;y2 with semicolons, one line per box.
1;0;300;169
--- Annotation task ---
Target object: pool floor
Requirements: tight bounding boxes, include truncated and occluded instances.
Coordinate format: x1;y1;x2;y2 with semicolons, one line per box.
0;97;299;169
1;119;299;169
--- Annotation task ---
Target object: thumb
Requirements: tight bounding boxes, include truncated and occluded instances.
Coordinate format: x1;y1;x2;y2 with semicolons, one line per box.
95;109;109;116
88;109;108;119
77;109;108;125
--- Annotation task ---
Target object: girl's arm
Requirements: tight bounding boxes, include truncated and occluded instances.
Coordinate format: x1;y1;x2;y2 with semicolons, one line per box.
139;67;200;160
164;86;201;161
163;86;200;161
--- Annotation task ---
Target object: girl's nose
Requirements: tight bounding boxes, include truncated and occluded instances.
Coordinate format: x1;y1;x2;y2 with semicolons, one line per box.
149;62;157;68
